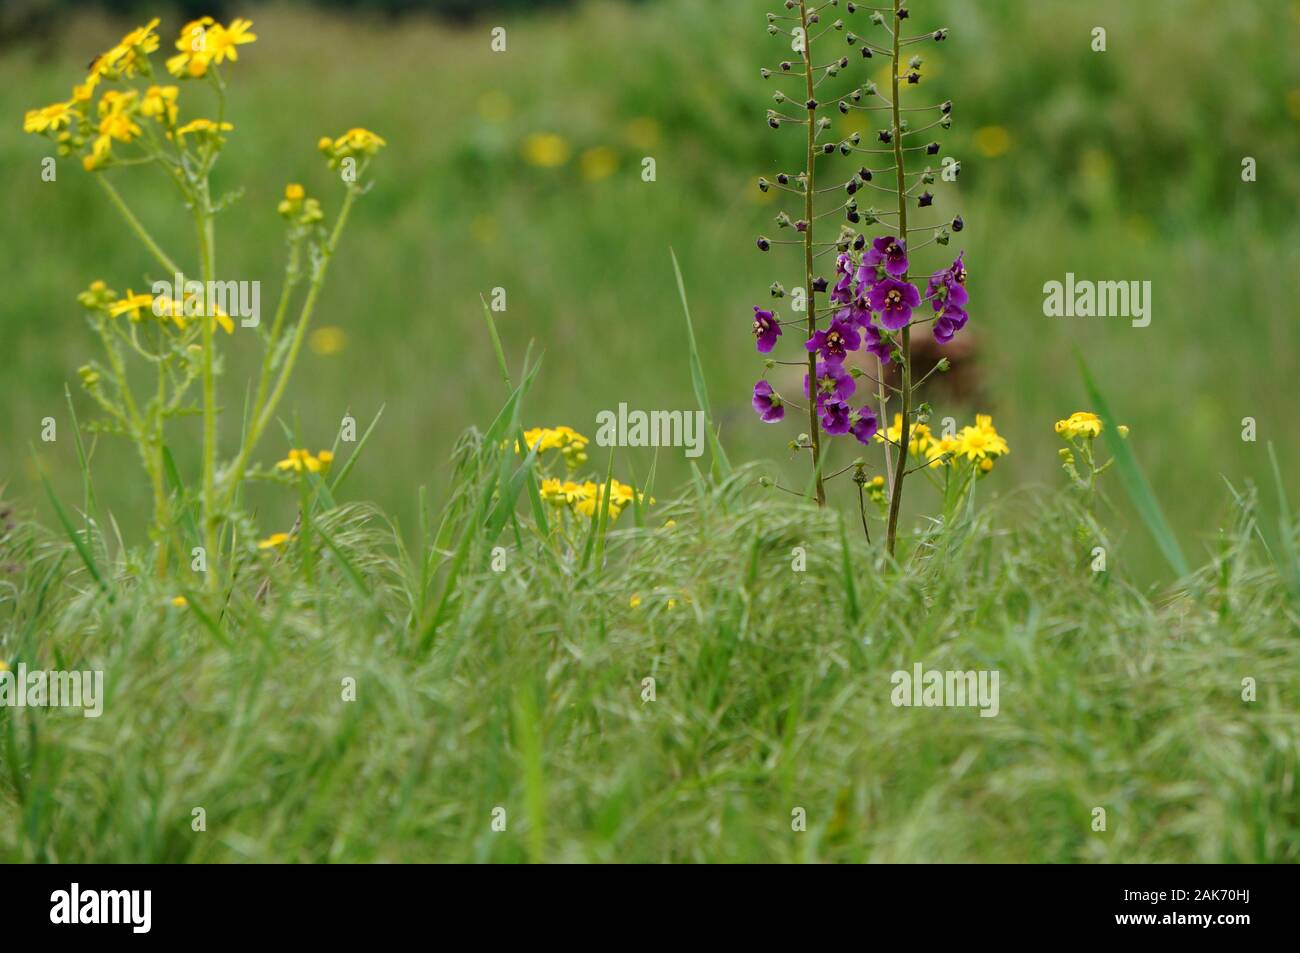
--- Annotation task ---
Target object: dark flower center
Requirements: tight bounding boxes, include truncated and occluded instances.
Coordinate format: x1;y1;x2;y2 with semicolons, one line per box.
886;290;902;307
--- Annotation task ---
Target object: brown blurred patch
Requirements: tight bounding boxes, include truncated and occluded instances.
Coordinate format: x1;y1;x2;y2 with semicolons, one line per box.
877;329;981;405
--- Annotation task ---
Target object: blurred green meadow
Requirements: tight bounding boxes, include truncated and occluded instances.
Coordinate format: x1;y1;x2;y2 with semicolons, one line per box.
2;0;1298;582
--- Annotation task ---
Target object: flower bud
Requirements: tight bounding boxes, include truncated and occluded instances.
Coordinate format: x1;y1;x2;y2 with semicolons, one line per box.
756;236;771;251
951;215;964;232
770;282;785;298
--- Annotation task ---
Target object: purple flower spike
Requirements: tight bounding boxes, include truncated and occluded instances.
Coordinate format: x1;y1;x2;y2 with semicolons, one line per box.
805;359;856;407
804;316;860;364
865;235;909;278
752;306;782;353
848;405;879;444
868;277;921;330
819;398;852;435
751;380;785;422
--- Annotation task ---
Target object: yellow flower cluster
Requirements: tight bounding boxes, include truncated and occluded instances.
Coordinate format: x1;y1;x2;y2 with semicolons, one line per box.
22;17;255;171
167;17;257;79
540;478;646;520
277;183;324;225
878;413;1011;473
77;280;234;334
275;448;334;474
318;128;387;168
520;425;589;470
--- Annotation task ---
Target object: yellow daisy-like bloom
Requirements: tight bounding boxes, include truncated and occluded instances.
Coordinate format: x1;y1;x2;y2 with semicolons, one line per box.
168;17;216;78
149;295;190;331
207;19;257;65
1054;411;1102;440
522;132;571;168
258;532;291;550
925;434;960;468
140;85;179;124
955;415;1010;461
275;448;332;474
333;127;386;155
115;18;161;76
23;101;73;135
108;290;154;321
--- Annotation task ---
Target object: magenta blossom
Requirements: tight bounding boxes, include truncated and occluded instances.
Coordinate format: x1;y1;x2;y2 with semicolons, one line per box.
865;235;908;278
868;277;921;331
751;380;785;422
806;359;856;407
933;303;968;344
831;253;854;304
752;306;781;353
848;405;879;444
805;316;860;364
926;252;969;311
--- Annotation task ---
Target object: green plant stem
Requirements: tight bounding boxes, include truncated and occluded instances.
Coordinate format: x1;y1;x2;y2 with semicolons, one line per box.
220;182;361;512
799;1;826;507
884;0;910;557
96;177;183;277
195;178;219;590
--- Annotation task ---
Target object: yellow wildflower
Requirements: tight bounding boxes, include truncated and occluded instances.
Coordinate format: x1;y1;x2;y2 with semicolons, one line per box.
973;125;1011;158
876;414;933;455
140;85;179;124
207;18;257;65
108;290;154;321
1054;411;1103;440
168;17;216;78
955;415;1010;461
170;595;188;607
522;132;571;168
308;326;347;355
275;449;331;474
258;532;291;550
115;18;161;76
23;101;73;135
333;127;386;155
0;660;8;673
629;594;642;609
173;118;233;139
579;146;618;181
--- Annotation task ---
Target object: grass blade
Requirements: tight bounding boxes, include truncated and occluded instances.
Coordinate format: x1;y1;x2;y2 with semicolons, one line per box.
670;247;731;480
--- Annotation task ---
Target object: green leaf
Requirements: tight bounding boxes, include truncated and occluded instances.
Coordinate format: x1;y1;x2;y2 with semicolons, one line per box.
670;248;731;480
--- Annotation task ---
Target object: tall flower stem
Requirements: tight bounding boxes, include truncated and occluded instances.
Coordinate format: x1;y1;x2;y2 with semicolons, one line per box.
799;0;826;506
884;0;910;556
195;179;219;590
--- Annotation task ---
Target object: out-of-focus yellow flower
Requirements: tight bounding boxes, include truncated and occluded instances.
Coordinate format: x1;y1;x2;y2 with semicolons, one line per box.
471;215;498;245
579;146;618;181
108;290;154;321
876;414;933;455
208;18;257;65
1054;411;1102;440
925;434;960;468
258;532;290;549
140;85;179;124
973;125;1012;158
522;132;571;168
0;660;8;672
170;595;188;607
629;594;642;609
308;326;348;355
275;448;332;474
173;118;233;139
23;101;73;135
333;128;386;155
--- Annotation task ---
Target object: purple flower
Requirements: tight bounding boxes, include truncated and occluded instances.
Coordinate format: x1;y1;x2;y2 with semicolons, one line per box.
804;316;860;364
819;398;851;435
848;405;879;444
752;306;781;353
831;254;854;304
863;323;892;364
751;380;785;422
926;252;969;312
805;359;856;407
855;259;883;293
933;303;968;344
868;278;921;331
865;235;909;278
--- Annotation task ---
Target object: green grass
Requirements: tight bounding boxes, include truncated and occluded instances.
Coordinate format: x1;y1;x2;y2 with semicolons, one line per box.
1;439;1297;861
